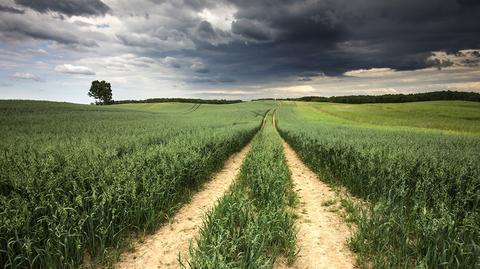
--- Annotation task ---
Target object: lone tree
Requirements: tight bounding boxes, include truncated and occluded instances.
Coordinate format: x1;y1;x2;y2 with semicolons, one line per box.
88;80;112;105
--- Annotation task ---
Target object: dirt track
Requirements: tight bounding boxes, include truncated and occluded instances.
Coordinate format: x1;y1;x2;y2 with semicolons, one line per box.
276;141;356;269
115;143;252;269
115;108;354;268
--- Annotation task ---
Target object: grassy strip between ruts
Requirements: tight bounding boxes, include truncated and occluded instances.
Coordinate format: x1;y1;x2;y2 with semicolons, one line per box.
185;111;297;268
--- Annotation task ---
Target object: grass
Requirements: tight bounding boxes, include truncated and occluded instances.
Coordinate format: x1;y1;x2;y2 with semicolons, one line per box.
321;199;336;207
0;100;272;268
2;99;479;268
290;100;480;133
277;100;480;268
186;111;297;268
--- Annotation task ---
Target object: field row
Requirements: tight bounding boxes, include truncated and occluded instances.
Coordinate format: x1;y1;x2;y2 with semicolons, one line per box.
1;100;479;268
0;101;270;268
277;102;480;268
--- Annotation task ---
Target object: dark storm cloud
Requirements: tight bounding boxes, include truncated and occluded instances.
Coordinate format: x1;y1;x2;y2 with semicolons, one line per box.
180;0;480;83
231;19;273;41
297;71;325;81
457;0;480;7
194;20;230;44
196;21;217;39
227;0;345;46
0;14;98;47
14;0;110;16
217;76;236;83
191;62;210;73
0;4;24;14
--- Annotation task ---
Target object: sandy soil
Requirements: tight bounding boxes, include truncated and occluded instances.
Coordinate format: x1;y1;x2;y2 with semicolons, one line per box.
272;109;277;128
276;141;356;269
115;143;252;269
262;112;268;128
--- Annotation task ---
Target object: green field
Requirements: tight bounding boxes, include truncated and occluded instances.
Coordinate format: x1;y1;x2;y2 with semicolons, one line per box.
277;101;480;268
0;100;270;267
292;100;480;133
1;100;479;268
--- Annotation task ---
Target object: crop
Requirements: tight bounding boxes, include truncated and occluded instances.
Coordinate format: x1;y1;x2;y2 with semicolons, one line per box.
277;101;480;268
302;100;480;133
3;99;478;268
187;111;297;268
0;100;270;268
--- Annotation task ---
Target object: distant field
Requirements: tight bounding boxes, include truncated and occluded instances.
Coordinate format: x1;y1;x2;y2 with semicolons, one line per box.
291;100;480;133
1;99;479;268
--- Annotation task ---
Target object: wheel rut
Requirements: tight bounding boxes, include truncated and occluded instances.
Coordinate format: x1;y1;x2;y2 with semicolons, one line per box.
276;141;356;269
114;142;252;269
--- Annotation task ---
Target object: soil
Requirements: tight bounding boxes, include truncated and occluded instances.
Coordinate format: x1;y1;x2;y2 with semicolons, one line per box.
114;143;252;269
276;141;356;269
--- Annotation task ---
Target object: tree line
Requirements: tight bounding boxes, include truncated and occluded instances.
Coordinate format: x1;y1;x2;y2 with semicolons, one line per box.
112;98;242;105
87;80;242;105
254;91;480;104
88;80;479;105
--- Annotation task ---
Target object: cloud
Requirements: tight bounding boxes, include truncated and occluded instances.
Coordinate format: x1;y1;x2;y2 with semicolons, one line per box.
192;0;480;81
456;0;480;7
271;85;317;94
297;71;325;81
12;72;43;82
14;0;110;17
25;48;48;55
217;76;236;83
427;50;480;69
0;12;99;47
196;20;217;40
190;62;210;73
1;0;480;101
162;57;181;68
76;54;157;72
0;4;24;14
231;19;274;41
445;81;480;91
198;4;236;31
193;20;231;45
344;68;397;77
55;64;95;75
116;32;195;50
0;82;13;87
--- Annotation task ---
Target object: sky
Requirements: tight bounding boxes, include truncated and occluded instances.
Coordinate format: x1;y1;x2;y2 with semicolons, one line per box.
0;0;480;103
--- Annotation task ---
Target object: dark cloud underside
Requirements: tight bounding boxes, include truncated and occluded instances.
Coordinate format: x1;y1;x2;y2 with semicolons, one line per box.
0;4;24;14
189;0;480;80
14;0;110;16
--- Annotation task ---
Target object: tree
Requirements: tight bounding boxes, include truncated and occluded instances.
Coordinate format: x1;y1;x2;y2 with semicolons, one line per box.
88;80;112;105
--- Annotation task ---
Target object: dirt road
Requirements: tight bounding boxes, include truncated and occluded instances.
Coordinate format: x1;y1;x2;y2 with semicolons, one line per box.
277;141;356;269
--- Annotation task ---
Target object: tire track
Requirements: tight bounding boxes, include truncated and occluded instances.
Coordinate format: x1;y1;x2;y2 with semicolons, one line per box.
276;141;356;269
183;103;201;114
114;143;252;269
